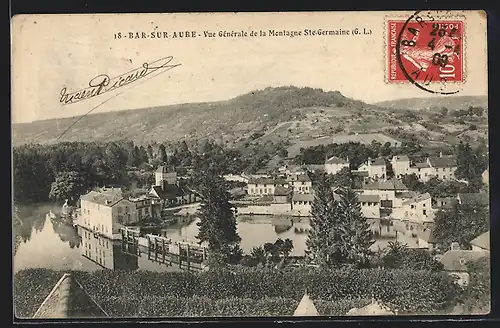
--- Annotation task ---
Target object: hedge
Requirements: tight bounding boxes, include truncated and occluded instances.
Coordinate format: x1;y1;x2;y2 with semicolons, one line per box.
14;266;460;318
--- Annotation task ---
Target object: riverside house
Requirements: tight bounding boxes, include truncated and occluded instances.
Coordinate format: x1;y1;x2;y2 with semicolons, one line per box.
149;166;199;206
247;178;288;196
439;246;489;286
79;189;138;240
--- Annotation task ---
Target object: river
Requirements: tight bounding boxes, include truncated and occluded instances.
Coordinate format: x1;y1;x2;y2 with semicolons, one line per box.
13;203;401;273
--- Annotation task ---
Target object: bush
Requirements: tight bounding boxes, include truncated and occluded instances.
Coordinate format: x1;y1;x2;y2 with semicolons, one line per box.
14;267;460;317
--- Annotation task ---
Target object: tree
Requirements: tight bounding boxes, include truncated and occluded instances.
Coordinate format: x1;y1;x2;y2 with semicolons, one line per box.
146;144;154;161
277;147;288;158
328;167;353;188
157;144;168;164
455;142;485;192
381;241;443;271
139;145;149;163
433;202;489;252
336;187;374;266
401;173;424;192
49;171;87;204
195;169;242;267
440;107;449;117
306;173;344;266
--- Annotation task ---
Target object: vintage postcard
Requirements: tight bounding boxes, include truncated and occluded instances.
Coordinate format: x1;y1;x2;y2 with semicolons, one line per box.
11;11;489;319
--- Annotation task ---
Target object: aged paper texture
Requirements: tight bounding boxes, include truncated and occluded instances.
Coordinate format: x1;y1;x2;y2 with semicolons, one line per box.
11;11;489;319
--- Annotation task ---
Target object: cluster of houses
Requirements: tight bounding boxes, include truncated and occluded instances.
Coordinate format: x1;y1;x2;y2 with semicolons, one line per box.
77;166;200;240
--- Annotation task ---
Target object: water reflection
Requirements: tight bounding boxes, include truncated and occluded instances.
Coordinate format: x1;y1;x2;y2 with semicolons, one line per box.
78;226;139;270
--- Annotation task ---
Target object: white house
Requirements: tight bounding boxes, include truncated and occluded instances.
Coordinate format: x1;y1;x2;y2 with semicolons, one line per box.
247;178;288;196
292;193;314;216
359;179;409;204
392;192;434;223
357;194;381;219
410;154;457;182
289;174;312;193
79;190;138;240
324;156;349;175
391;155;411;179
357;157;386;180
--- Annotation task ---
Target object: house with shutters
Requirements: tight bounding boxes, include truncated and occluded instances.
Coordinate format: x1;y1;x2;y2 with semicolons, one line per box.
79;189;137;240
391;155;411;179
409;154;457;182
358;179;409;206
356;157;387;180
324;156;349;175
247;178;288;196
392;192;435;223
289;174;312;193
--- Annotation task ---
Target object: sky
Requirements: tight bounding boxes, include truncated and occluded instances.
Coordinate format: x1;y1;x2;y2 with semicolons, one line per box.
11;11;488;123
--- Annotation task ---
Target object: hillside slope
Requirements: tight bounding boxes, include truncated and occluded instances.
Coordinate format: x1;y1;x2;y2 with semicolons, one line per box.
375;95;488;111
12;86;368;146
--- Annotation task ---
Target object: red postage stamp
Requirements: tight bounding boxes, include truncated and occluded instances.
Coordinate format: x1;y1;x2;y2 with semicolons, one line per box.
386;18;464;84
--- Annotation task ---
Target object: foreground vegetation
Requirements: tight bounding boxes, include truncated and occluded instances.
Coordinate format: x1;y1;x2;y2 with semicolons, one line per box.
15;266;468;318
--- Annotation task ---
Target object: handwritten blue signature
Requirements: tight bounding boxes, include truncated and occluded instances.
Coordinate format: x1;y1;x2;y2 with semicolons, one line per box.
59;56;182;105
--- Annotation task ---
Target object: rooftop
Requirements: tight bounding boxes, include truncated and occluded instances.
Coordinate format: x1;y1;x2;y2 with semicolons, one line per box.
293;292;319;316
80;191;124;207
370;158;386;166
358;194;381;203
274;185;290;196
346;299;395;316
469;231;490;251
325;156;348;165
248;178;287;185
428;155;457;168
402;192;431;205
457;193;489;206
33;273;108;318
411;162;431;169
363;179;408;191
418;228;438;243
150;184;185;200
393;155;410;162
439;250;489;272
292;193;315;202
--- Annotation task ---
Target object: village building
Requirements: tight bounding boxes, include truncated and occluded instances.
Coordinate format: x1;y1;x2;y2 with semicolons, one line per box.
409;162;434;182
129;195;162;221
304;164;326;174
356;157;387;180
391;155;411;179
432;196;458;210
359;179;409;205
293;291;319;316
415;227;438;250
247;178;288;196
439;248;489;286
324;156;349;175
273;185;290;204
149;166;199;206
346;299;396;316
33;273;108;318
79;189;137;240
392;192;434;223
410;154;457;182
357;194;381;219
292;193;314;216
289;174;312;193
469;231;490;253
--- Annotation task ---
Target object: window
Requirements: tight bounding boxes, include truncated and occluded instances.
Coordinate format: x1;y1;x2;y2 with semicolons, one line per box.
301;182;305;185
250;188;254;194
423;203;426;207
411;205;415;209
264;188;268;194
423;210;427;215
